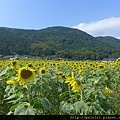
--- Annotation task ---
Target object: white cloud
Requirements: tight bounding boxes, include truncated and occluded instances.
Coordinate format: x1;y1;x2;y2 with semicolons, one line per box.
73;17;120;39
117;36;120;39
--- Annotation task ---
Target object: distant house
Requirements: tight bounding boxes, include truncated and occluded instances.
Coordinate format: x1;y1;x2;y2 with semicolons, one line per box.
3;55;14;59
46;57;52;60
55;58;64;61
2;54;20;60
102;58;116;62
0;55;3;58
14;54;20;59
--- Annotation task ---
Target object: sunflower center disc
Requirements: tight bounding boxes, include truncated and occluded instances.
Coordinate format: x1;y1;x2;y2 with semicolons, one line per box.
41;70;46;74
12;62;16;66
21;69;32;79
99;66;104;69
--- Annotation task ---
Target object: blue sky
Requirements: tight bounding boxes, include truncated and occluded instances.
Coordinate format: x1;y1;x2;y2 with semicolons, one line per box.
0;0;120;38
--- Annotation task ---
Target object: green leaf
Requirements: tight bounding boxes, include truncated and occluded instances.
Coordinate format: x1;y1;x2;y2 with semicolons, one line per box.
93;102;101;111
7;111;13;115
38;97;54;110
14;105;24;115
33;101;43;109
22;106;35;115
0;67;9;77
57;86;62;92
106;96;117;103
14;104;35;115
97;96;113;112
10;103;19;111
5;85;11;93
38;98;49;109
27;106;35;115
59;92;67;101
5;86;15;96
74;101;85;113
59;102;74;113
71;93;79;99
44;97;54;109
58;79;64;84
103;103;112;112
5;92;23;103
84;87;95;98
4;94;16;100
7;100;18;104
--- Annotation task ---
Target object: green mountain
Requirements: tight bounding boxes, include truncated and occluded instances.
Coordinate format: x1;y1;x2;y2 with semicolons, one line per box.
0;26;120;60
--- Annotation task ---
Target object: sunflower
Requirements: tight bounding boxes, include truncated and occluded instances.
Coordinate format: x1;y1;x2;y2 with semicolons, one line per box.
10;60;18;69
64;72;81;93
116;58;120;63
71;83;80;93
17;67;35;85
103;87;113;95
97;64;105;70
57;72;63;77
24;102;30;108
39;67;47;75
27;63;34;68
6;79;16;86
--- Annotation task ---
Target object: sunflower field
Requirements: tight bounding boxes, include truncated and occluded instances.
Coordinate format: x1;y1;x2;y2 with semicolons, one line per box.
0;58;120;115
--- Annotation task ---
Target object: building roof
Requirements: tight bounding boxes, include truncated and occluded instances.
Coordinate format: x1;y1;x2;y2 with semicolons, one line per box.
102;58;116;61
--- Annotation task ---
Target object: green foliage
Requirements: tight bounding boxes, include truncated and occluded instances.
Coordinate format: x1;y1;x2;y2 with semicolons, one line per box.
0;26;120;60
0;59;120;115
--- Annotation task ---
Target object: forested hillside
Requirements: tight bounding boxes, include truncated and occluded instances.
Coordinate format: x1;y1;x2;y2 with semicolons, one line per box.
0;26;120;60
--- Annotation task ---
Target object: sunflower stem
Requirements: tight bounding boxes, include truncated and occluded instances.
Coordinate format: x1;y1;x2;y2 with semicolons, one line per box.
81;90;83;101
27;84;31;104
69;86;71;98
